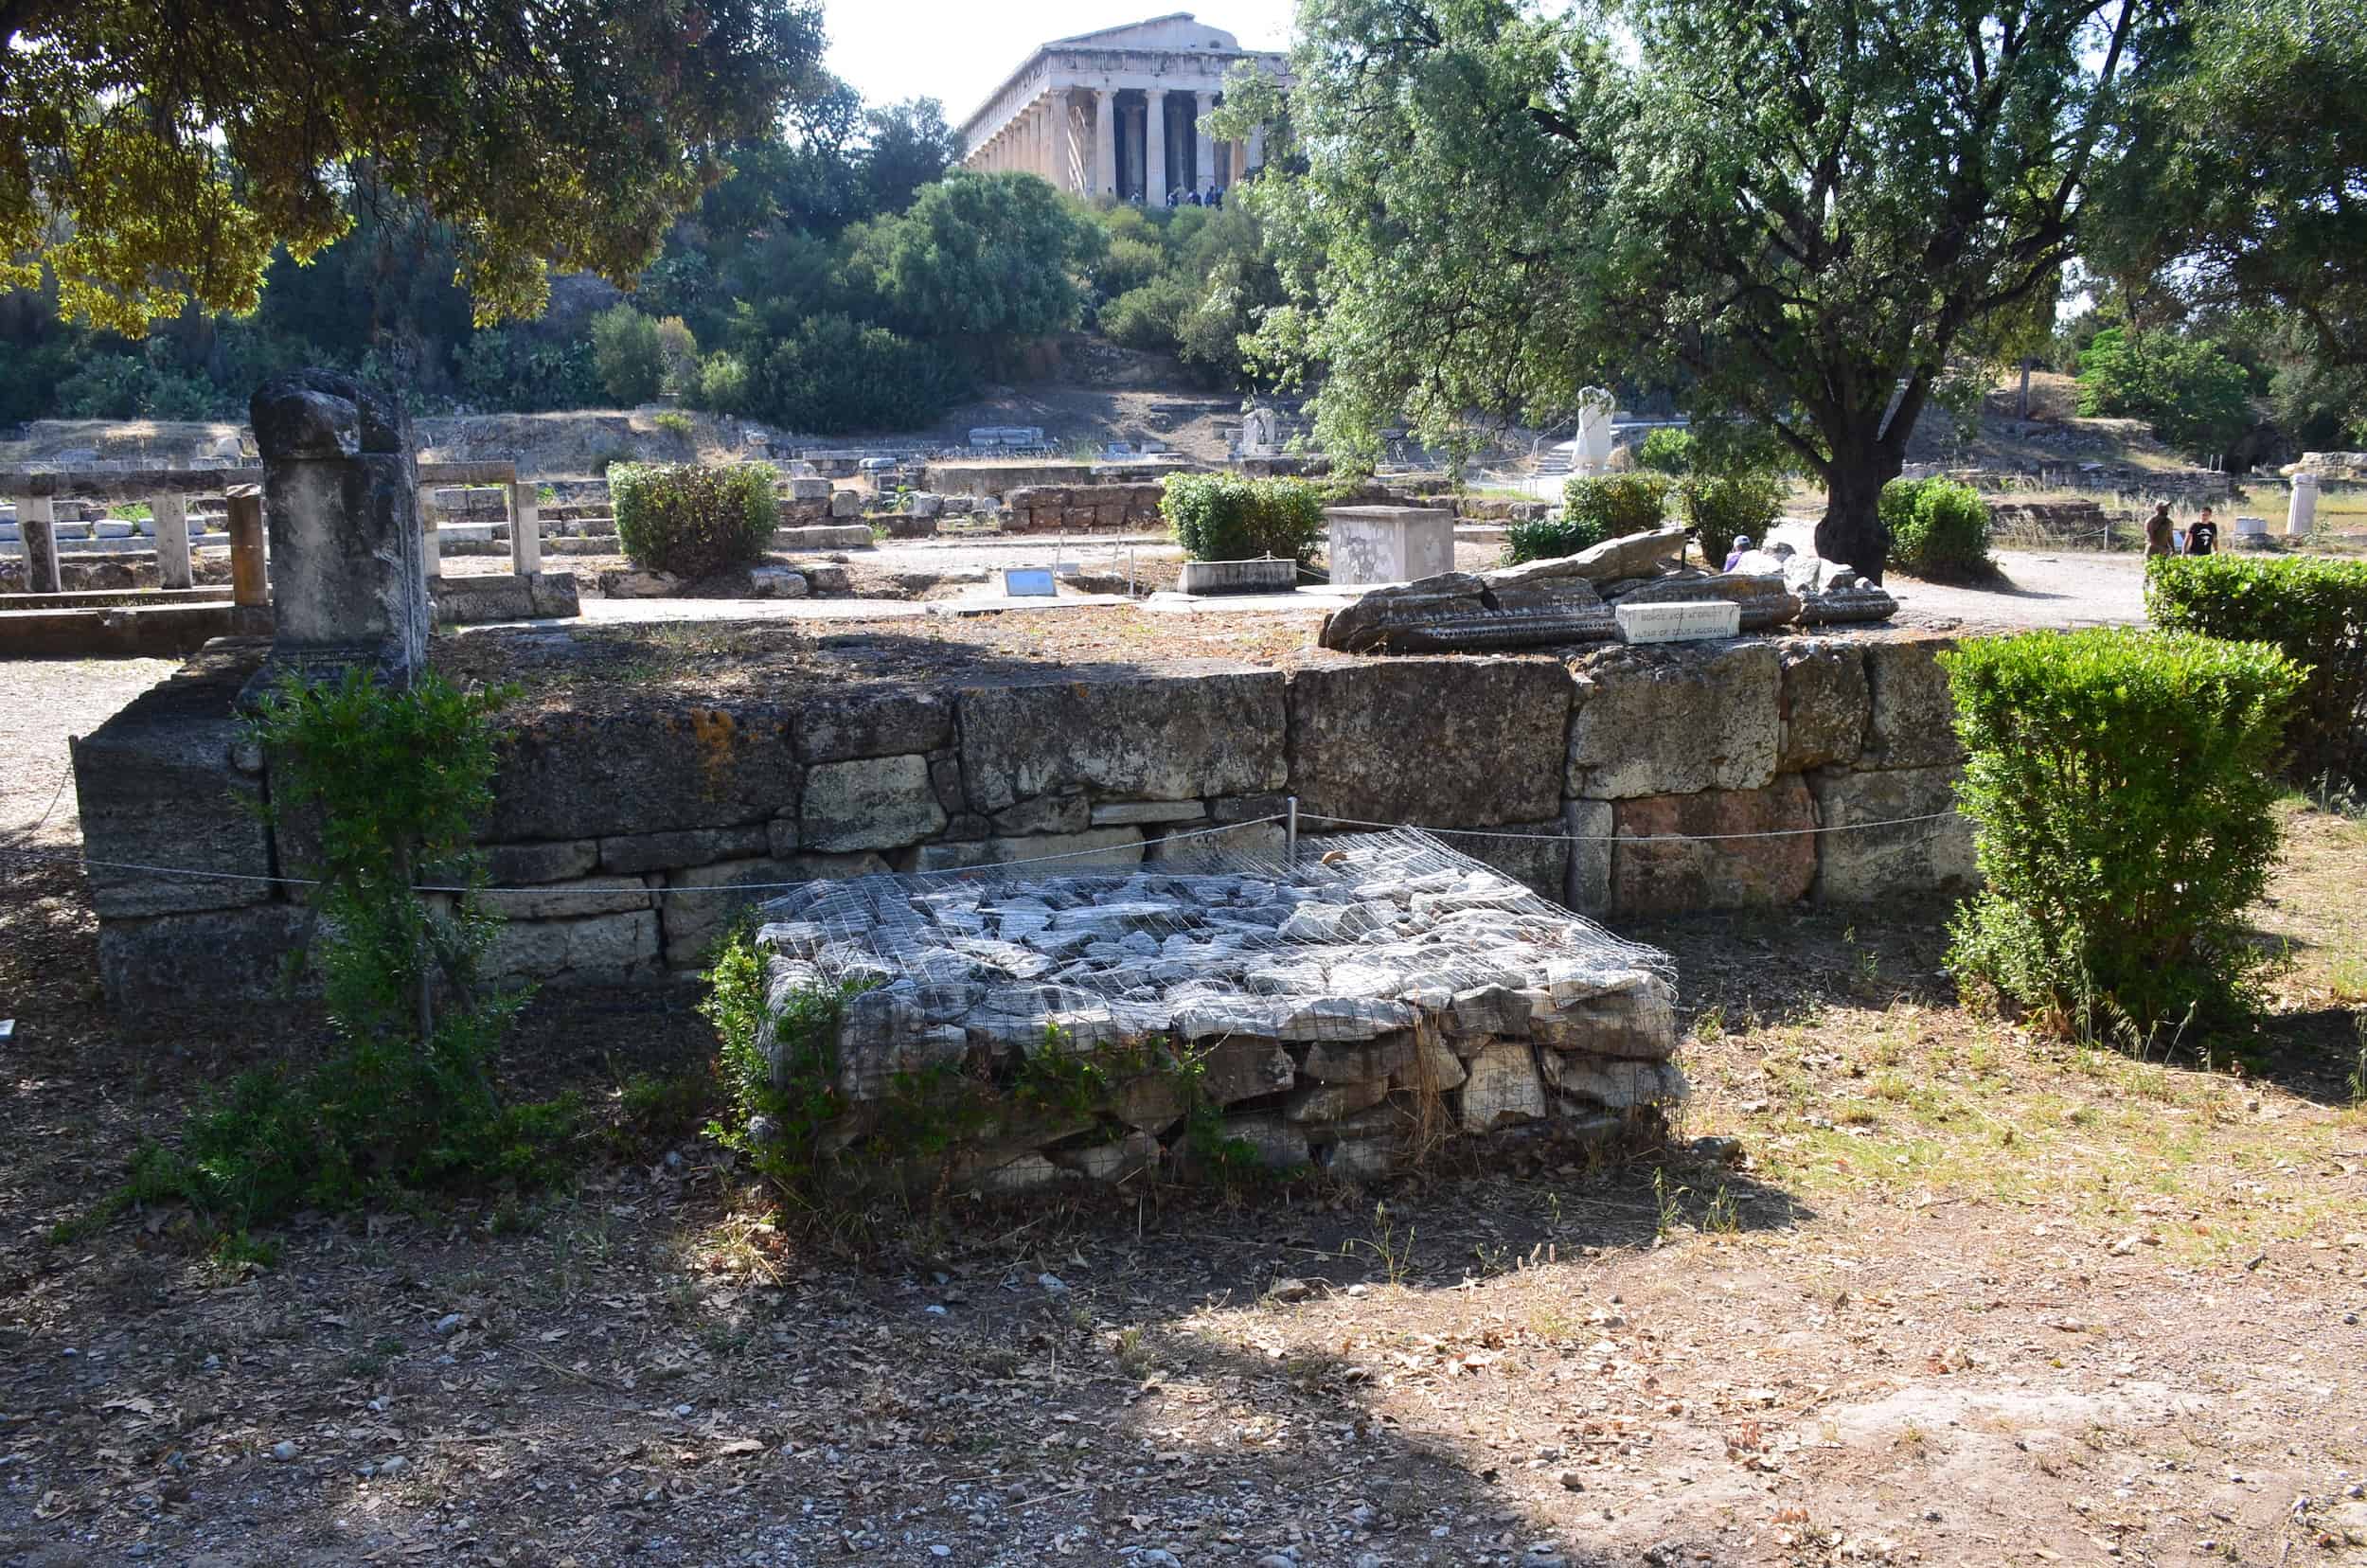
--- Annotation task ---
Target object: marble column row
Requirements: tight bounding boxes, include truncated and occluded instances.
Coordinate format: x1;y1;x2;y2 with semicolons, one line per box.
974;87;1268;202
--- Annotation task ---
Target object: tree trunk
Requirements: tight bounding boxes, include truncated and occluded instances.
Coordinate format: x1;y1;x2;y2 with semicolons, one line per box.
1814;441;1905;584
2017;358;2033;422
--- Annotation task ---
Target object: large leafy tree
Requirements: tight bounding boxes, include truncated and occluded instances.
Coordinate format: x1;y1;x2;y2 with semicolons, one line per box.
2091;0;2367;365
2;0;826;334
1235;0;2166;579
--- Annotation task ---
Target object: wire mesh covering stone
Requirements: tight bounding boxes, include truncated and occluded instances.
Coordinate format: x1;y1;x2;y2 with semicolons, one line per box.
752;829;1683;1183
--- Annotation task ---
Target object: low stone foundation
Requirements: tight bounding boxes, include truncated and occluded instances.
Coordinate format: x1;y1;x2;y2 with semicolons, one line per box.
755;833;1681;1188
428;572;582;625
999;483;1166;533
78;630;1976;1016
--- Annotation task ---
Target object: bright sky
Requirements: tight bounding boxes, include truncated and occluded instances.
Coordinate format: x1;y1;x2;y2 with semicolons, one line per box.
823;1;1295;127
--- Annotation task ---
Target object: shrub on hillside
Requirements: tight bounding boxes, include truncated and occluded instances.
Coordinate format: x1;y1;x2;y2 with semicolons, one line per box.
1561;474;1671;543
2146;554;2367;788
1163;473;1325;562
612;462;778;579
1881;477;1993;579
1637;428;1695;475
1681;473;1787;568
654;316;701;395
590;305;666;405
1942;629;2303;1037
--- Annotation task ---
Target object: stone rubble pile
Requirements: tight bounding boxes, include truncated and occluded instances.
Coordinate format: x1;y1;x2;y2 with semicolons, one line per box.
1320;524;1896;654
752;832;1682;1187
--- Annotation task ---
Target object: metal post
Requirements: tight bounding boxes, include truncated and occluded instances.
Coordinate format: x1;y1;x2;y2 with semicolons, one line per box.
1286;795;1299;865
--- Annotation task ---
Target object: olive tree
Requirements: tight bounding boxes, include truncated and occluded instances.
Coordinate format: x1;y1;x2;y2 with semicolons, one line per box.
2;0;826;333
1230;0;2165;579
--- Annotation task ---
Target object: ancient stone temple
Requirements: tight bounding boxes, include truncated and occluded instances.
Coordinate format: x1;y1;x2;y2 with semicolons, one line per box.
958;13;1290;203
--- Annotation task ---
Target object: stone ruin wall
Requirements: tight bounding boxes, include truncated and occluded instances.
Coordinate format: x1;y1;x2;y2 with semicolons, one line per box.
79;632;1974;1020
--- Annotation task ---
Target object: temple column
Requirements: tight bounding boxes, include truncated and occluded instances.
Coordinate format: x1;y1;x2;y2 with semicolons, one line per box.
1145;88;1168;203
1093;89;1118;198
1192;93;1214;196
1038;99;1055;180
1247;123;1266;174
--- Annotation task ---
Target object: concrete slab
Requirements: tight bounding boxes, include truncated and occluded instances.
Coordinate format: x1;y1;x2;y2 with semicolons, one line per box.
925;593;1133;617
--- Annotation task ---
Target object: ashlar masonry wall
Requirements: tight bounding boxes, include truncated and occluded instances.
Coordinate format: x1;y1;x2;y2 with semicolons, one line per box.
78;632;1974;1016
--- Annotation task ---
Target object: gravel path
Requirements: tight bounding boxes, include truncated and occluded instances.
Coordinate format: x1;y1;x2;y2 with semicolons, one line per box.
0;656;182;848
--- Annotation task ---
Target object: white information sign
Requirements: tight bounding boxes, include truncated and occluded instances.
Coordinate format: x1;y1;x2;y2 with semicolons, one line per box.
1615;600;1741;644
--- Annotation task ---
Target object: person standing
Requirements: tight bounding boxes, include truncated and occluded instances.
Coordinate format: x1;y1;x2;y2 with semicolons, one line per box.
2145;502;2175;558
2184;505;2219;556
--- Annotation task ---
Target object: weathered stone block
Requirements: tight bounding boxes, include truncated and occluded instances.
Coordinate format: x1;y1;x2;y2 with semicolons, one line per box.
483;908;661;983
1298;1031;1417;1083
1567;642;1779;798
989;793;1090;835
74;663;272;918
1090;799;1208;826
1287;658;1572;828
1539;1056;1687;1110
483;839;601;885
98;903;312;1016
1200;1114;1308;1170
659;852;888;968
792;689;954;763
487;874;653;920
1529;982;1678;1060
1809;764;1977;901
1447;819;1570;901
1287;1076;1393;1123
1194;1037;1296;1103
958;668;1287;811
1610;572;1802;631
487;706;796;839
800;754;947;851
1564;798;1613;916
1458;1042;1547;1130
1778;639;1870;772
1610;776;1817;916
1863;635;1965;769
982;827;1144;870
596;825;769;876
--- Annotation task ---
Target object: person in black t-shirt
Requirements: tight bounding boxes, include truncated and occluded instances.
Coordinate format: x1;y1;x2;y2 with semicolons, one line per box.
2183;505;2218;556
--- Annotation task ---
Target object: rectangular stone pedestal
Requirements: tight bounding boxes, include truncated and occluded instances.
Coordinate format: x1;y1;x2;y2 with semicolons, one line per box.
1179;557;1298;595
1324;506;1453;586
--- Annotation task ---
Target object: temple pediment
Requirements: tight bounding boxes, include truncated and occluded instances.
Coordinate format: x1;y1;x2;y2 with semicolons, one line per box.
1051;14;1246;53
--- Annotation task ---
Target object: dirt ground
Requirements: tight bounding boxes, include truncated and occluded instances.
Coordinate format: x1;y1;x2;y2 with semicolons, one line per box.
4;658;2365;1567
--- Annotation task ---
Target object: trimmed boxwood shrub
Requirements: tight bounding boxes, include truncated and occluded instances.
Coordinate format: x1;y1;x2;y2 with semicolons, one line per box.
611;462;778;579
1162;473;1325;562
2145;554;2367;788
1681;473;1787;569
1941;629;2305;1038
1884;477;1993;579
1561;473;1671;541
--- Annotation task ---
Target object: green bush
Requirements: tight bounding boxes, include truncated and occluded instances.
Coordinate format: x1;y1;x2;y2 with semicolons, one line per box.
654;315;701;395
1887;478;1993;579
1162;473;1325;562
2146;554;2367;787
1681;473;1787;568
1637;428;1695;475
1503;515;1607;564
1941;629;2304;1038
611;462;779;579
90;669;577;1246
2077;327;2254;458
590;304;666;405
1877;475;1932;540
695;350;752;415
652;410;696;441
1561;473;1671;542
